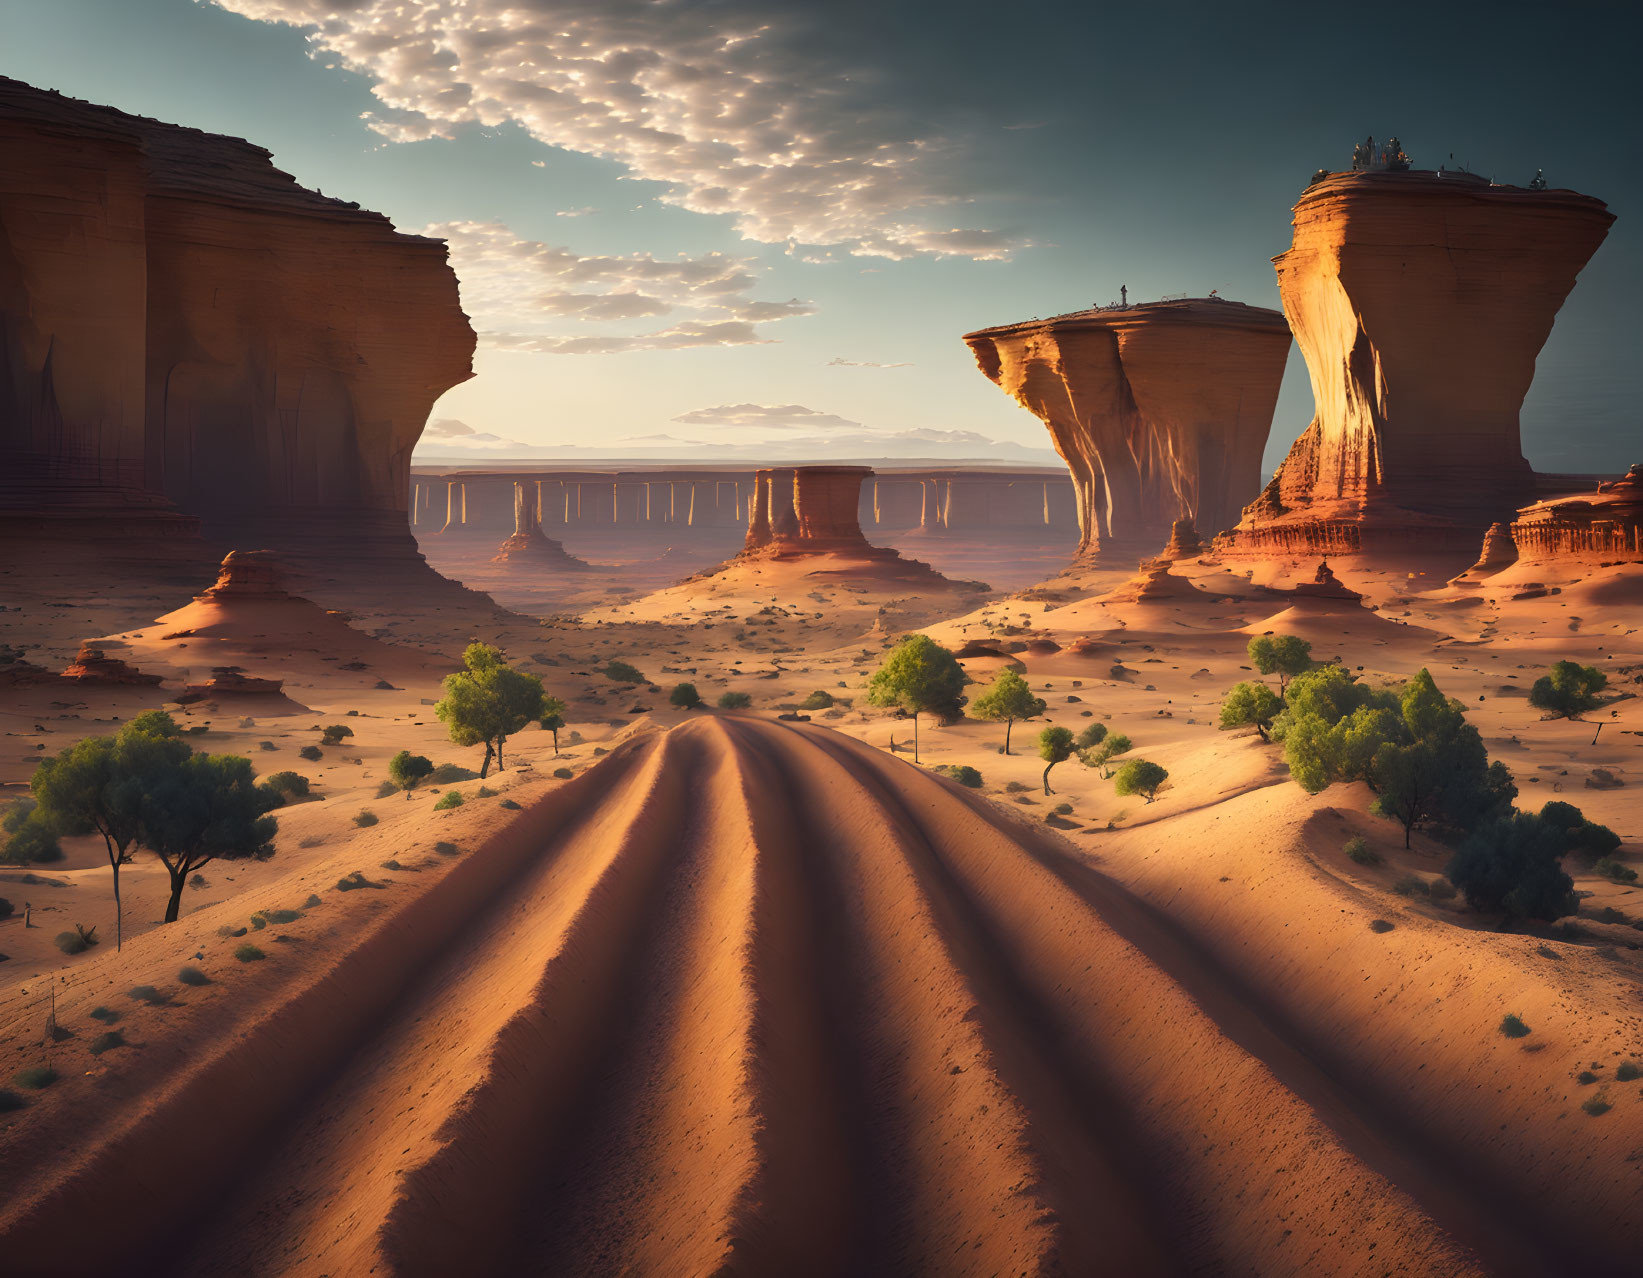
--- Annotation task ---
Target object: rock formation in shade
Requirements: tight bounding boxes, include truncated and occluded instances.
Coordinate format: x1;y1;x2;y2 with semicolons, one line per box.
963;298;1292;555
178;666;285;700
58;643;163;687
492;482;590;569
1221;167;1614;556
1448;522;1520;587
1096;561;1214;605
1268;561;1364;603
1510;464;1643;563
1156;518;1207;561
0;77;474;562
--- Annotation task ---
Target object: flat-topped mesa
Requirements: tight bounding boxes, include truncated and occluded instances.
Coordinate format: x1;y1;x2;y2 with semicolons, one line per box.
0;76;474;563
964;297;1291;556
743;466;874;556
492;482;589;569
1222;165;1614;556
1510;464;1643;563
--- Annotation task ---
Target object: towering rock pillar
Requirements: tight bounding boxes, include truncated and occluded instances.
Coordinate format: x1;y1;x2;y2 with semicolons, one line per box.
792;466;874;551
745;473;773;549
964;298;1291;556
1223;167;1614;554
492;480;587;567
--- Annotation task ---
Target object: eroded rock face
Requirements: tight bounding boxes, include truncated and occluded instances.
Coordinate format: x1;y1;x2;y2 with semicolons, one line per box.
200;550;295;601
1223;169;1614;555
1449;522;1520;587
1511;464;1643;562
1157;519;1207;561
0;77;474;559
59;643;163;686
964;298;1291;555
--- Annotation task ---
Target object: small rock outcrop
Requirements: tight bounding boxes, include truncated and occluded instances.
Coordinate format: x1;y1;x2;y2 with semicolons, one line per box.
0;76;474;562
177;666;285;702
964;298;1292;555
59;643;163;686
1157;518;1207;561
1222;165;1614;555
1511;465;1643;563
198;550;294;602
1448;522;1520;587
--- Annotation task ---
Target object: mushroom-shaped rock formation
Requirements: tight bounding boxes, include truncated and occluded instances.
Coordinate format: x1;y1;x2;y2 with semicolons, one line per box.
59;643;164;687
492;482;590;569
0;76;474;564
1448;522;1520;588
963;298;1292;556
1510;465;1643;563
1222;167;1614;556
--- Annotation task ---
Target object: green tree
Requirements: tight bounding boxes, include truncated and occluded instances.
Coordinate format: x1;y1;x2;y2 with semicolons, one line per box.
31;720;190;949
1273;665;1402;792
139;752;279;923
1446;812;1576;923
320;724;355;747
1529;660;1607;720
1219;681;1282;741
866;635;966;764
1537;800;1621;859
539;697;567;755
1114;759;1169;803
967;669;1046;754
1080;731;1132;778
1038;726;1075;794
670;682;703;710
1075;723;1108;751
435;643;547;777
388;751;434;789
1;798;62;865
1248;634;1313;695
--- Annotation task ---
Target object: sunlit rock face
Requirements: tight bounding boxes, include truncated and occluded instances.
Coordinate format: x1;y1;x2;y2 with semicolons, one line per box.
1224;169;1613;555
964;298;1291;556
1511;465;1643;563
0;77;474;559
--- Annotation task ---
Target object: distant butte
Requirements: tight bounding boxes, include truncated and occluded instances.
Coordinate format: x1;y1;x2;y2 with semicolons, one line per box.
0;76;474;571
963;297;1291;556
1221;167;1614;556
1509;463;1643;564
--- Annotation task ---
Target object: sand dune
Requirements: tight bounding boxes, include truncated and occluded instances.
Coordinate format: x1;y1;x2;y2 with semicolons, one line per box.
3;717;1570;1276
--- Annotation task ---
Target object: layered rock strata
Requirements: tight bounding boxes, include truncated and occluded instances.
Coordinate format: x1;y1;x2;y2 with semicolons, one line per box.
59;643;163;686
964;298;1291;555
1222;168;1614;555
0;77;474;562
1510;464;1643;563
1157;519;1207;561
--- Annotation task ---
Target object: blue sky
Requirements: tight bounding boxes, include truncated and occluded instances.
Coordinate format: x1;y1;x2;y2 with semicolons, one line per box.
8;0;1638;473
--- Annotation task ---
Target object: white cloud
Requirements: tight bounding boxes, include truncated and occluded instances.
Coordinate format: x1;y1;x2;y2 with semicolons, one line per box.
209;0;1025;260
429;220;813;354
827;356;913;369
555;205;599;217
672;403;861;431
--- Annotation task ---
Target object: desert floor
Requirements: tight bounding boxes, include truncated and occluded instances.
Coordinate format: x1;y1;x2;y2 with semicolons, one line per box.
0;527;1639;1275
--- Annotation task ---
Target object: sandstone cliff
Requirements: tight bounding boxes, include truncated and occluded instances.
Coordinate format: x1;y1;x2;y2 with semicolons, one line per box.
1223;169;1613;555
964;298;1291;555
0;77;474;560
1510;464;1643;563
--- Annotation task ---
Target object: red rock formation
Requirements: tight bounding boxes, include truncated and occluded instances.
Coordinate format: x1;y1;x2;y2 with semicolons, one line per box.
177;666;285;701
199;549;294;601
0;77;474;561
1275;561;1364;603
491;482;589;569
1448;522;1520;587
964;298;1291;555
59;643;163;686
1223;168;1614;555
1157;519;1207;561
1098;562;1209;604
1511;465;1643;563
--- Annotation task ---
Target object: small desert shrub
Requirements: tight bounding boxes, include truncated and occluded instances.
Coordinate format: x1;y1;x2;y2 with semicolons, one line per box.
798;690;835;710
334;871;374;891
1500;1013;1531;1039
88;1006;119;1024
0;898;11;919
1369;919;1395;934
434;841;459;857
303;893;322;908
298;835;325;849
353;810;379;827
89;1030;126;1055
1597;906;1629;924
1004;781;1031;794
388;750;434;789
603;660;646;684
298;745;323;762
717;691;752;710
1594;857;1639;883
1616;1061;1641;1082
1345;836;1381;866
216;924;248;938
375;780;399;799
1054;802;1074;815
500;798;522;810
320;725;354;746
475;785;497;798
258;741;277;751
553;767;573;779
259;771;311;804
434;791;464;810
128;985;168;1006
1577;1070;1599;1085
55;929;92;956
934;764;983;788
1392;874;1429;898
0;1090;25;1112
1582;1094;1612;1117
381;859;403;871
234;943;265;962
14;1066;56;1090
178;966;210;986
189;872;207;888
670;682;702;709
250;914;266;930
259;909;301;925
428;763;476;784
1428;877;1457;902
